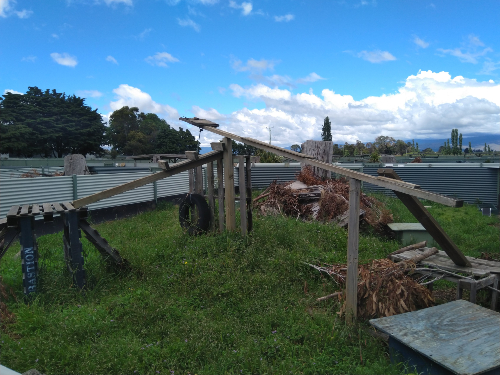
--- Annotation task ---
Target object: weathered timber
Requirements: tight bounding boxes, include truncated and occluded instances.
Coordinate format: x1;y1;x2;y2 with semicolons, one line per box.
61;202;76;211
20;205;30;216
223;137;236;231
207;162;215;232
7;206;20;227
72;150;223;208
346;178;361;325
42;203;54;221
217;157;225;232
31;204;40;215
195;166;203;195
239;156;247;235
158;160;170;170
211;142;225;152
245;155;253;232
387;241;427;258
183;120;462;207
185;151;199;160
188;169;194;193
378;169;471;267
79;219;128;266
301;140;333;179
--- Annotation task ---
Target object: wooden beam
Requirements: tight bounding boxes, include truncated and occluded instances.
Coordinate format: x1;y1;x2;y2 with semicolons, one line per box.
211;142;225;151
158;160;170;170
185;122;463;207
72;150;223;208
378;169;471;267
346;178;361;324
185;151;199;160
245;155;253;233
217;157;225;232
207;162;215;232
195;166;203;195
239;155;247;235
223;137;236;231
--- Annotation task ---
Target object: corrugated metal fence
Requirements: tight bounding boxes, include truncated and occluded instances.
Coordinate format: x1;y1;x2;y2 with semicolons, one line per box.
1;163;498;218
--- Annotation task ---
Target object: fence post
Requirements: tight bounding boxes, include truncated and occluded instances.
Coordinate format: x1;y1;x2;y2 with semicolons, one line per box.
72;174;78;200
153;180;158;203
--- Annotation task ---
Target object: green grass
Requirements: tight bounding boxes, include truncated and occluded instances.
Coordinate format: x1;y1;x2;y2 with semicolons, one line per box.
0;196;498;375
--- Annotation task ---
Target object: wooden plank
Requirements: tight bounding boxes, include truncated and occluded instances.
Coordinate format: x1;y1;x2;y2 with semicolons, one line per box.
211;142;225;151
7;205;20;218
195;166;203;195
207;162;215;232
346;178;361;324
52;202;65;213
42;203;54;221
79;219;128;266
31;204;40;215
223;137;236;231
185;123;463;207
61;202;76;211
158;160;170;170
72;150;223;208
370;300;500;375
185;151;199;160
239;155;247;235
301;140;333;179
20;205;30;216
378;169;471;267
391;249;489;277
245;155;253;233
217;157;225;232
188;168;194;193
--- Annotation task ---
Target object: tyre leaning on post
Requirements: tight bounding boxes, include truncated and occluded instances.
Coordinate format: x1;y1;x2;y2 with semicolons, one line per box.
178;194;211;235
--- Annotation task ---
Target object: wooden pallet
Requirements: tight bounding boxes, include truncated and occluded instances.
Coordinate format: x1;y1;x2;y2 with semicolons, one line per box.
6;203;87;227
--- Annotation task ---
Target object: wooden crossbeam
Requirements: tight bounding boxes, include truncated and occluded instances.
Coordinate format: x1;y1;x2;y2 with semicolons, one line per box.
180;118;463;208
72;150;224;208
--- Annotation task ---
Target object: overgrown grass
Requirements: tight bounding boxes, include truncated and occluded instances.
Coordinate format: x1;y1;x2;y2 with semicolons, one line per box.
0;196;498;375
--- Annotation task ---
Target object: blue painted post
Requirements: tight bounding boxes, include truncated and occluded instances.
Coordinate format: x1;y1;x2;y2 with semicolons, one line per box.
62;211;86;289
19;216;38;295
72;174;78;200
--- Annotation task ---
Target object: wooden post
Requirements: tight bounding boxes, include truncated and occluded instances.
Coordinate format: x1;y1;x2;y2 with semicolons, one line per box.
223;137;236;231
188;169;194;193
207;162;215;232
245;155;253;232
19;216;38;295
300;140;333;179
346;178;361;324
195;166;203;195
238;155;247;235
217;157;225;232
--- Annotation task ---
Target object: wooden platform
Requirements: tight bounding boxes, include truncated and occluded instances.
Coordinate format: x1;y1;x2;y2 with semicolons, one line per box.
6;203;87;227
370;300;500;375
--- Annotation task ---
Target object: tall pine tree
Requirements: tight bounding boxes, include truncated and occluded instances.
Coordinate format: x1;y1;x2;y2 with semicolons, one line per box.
321;116;332;141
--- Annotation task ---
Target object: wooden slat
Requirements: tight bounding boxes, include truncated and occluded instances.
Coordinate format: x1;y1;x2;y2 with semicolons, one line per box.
52;202;65;212
20;205;30;216
186;123;462;207
72;150;223;208
217;157;225;232
378;169;471;267
31;204;40;215
207;162;215;232
62;202;76;211
245;155;253;233
195;166;203;195
239;156;247;236
211;142;225;151
223;137;236;231
185;151;199;160
7;205;20;218
346;178;361;324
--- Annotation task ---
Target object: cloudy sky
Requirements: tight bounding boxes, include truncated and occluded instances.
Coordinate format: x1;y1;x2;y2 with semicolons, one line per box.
1;0;499;149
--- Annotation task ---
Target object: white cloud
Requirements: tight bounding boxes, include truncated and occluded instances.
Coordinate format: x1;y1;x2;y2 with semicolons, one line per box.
357;50;396;63
0;0;32;18
4;89;23;95
231;57;278;73
191;70;500;147
479;60;500;75
145;52;180;67
177;17;200;32
104;0;133;6
274;14;294;22
21;55;37;62
296;72;325;84
52;33;59;39
136;28;152;39
437;34;492;64
76;90;103;98
110;84;179;120
413;36;429;48
50;52;78;67
191;106;226;121
198;0;219;4
106;55;118;64
229;1;252;15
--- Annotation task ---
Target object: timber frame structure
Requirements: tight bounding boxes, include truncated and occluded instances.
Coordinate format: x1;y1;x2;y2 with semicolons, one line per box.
0;116;476;322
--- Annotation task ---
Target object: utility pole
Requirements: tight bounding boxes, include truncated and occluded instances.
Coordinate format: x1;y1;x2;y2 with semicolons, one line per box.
267;125;274;145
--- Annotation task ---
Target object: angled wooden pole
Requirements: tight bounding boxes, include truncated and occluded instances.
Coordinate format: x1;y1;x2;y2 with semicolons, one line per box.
346;178;361;324
223;137;236;231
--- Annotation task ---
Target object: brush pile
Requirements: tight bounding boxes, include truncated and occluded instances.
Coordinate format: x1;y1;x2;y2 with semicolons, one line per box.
315;258;435;319
254;166;393;229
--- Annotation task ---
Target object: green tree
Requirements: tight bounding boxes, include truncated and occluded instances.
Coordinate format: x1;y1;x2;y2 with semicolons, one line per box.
374;135;396;154
290;144;302;153
394;139;407;155
0;87;106;157
459;133;463;154
232;140;258;155
321;116;332;141
468;141;472;154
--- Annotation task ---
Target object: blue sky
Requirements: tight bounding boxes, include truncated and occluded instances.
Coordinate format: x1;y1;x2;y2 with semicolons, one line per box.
1;0;500;150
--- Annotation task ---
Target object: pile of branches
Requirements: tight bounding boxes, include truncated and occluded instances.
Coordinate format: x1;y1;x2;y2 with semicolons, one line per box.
312;256;435;320
254;166;393;229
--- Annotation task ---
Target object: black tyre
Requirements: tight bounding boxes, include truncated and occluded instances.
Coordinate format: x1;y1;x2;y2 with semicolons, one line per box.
179;194;211;235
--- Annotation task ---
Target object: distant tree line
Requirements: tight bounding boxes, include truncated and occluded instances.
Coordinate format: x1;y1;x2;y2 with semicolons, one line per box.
0;87;199;158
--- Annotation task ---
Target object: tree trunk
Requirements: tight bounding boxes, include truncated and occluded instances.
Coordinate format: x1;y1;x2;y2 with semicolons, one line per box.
300;140;333;179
